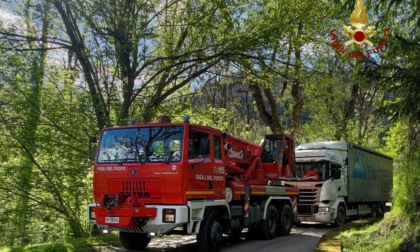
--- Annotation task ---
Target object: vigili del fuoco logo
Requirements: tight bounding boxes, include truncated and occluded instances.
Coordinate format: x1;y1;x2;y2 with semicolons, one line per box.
330;0;390;59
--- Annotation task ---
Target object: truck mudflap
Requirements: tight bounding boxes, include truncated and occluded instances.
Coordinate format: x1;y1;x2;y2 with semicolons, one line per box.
94;206;157;226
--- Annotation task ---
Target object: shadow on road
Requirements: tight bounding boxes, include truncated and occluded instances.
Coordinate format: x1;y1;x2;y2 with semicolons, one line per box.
107;224;332;252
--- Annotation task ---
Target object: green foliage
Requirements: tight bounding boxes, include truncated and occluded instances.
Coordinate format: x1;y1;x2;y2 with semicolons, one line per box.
0;232;122;252
341;212;419;252
380;121;420;222
0;243;73;252
0;45;96;245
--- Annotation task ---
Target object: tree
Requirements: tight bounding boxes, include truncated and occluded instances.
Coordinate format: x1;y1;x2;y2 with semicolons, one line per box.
0;1;96;244
51;0;264;126
232;0;339;137
372;0;420;216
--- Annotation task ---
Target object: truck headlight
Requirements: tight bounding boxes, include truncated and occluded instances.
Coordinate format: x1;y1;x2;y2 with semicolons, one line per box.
163;209;176;223
319;206;331;212
87;203;97;221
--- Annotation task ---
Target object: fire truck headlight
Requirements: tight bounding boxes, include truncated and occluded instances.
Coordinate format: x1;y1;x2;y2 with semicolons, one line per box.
90;209;95;220
163;209;176;223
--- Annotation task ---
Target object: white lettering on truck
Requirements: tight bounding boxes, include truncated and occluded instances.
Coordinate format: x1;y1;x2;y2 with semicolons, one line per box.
228;149;244;159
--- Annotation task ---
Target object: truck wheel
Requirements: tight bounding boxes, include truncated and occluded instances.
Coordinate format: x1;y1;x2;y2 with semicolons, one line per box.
197;210;223;252
378;204;384;218
371;204;379;218
119;232;151;250
278;204;292;236
259;205;278;240
334;205;346;227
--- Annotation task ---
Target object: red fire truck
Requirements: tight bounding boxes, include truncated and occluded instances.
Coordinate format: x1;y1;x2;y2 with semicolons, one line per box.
87;118;299;252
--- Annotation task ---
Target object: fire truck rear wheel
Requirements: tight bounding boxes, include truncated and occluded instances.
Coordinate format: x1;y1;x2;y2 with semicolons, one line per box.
119;232;151;250
259;205;278;240
278;204;292;236
197;209;223;252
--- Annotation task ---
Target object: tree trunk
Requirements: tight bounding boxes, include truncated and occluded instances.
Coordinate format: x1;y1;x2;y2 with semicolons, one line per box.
249;83;282;134
290;24;304;139
334;83;358;140
53;0;110;129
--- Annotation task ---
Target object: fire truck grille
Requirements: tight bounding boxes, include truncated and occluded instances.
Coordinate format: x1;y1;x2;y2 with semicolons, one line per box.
108;179;162;198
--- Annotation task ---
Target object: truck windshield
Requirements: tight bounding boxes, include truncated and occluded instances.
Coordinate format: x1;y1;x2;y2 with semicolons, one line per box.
97;126;183;164
294;162;328;181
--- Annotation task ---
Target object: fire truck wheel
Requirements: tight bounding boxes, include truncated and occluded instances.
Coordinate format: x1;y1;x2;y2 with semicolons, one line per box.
197;210;223;252
119;232;151;250
334;205;346;227
278;204;292;236
259;205;278;240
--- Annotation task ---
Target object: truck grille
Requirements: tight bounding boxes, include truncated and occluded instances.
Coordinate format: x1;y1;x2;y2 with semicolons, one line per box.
108;179;162;198
297;188;320;215
298;188;319;205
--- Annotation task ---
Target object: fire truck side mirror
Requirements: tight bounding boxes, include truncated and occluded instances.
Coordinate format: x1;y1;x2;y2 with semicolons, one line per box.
224;142;232;151
90;136;97;143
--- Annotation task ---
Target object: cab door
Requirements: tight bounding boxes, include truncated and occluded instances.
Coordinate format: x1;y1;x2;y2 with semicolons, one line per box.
185;128;215;199
261;134;294;179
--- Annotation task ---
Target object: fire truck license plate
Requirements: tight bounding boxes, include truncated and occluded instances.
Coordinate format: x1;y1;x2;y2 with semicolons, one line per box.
105;217;119;224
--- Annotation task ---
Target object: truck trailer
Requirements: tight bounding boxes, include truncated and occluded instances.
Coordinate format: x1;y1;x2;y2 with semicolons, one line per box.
285;141;393;226
87;118;299;251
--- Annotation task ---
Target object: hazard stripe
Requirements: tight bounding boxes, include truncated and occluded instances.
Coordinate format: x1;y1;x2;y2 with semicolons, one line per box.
244;201;249;217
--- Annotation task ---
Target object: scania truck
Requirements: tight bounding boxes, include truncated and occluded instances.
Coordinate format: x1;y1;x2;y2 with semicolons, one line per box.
286;141;393;226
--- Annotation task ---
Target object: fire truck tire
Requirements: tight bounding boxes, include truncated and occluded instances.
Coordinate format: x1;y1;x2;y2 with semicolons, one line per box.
119;232;151;250
197;210;223;252
258;205;278;240
278;204;292;236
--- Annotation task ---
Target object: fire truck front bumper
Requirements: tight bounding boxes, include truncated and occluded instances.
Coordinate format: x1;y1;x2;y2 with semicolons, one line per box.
94;206;158;227
87;203;189;236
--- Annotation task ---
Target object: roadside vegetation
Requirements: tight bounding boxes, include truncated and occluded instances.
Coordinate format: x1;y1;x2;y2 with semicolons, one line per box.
342;212;419;252
0;234;122;252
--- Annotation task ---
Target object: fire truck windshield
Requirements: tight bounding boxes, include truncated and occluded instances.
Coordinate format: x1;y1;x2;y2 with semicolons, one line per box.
97;126;183;164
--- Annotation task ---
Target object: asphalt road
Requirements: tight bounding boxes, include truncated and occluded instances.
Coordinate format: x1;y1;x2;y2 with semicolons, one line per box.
107;224;332;252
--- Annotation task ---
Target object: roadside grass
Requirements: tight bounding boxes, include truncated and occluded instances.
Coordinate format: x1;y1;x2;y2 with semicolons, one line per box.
341;212;419;252
315;218;377;252
316;211;419;252
0;232;121;252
